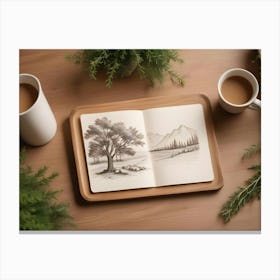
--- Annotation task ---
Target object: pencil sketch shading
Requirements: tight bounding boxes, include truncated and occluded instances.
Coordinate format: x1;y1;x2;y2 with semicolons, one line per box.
80;111;156;193
80;104;214;193
84;117;145;175
148;125;199;160
143;104;214;187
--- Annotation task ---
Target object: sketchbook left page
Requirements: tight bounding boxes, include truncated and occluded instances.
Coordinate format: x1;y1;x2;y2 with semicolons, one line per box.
80;110;156;193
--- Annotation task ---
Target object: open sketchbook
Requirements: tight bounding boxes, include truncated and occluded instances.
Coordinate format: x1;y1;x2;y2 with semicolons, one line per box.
80;104;214;193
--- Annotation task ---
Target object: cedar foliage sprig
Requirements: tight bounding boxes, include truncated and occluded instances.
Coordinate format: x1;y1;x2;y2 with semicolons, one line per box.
20;149;74;230
66;49;184;88
219;144;261;223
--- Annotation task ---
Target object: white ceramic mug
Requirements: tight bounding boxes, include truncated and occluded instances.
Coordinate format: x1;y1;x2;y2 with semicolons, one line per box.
218;68;261;114
20;73;57;146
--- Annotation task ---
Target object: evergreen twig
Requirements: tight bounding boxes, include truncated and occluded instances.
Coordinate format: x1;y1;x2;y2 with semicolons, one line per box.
20;150;74;230
219;144;261;223
67;49;184;88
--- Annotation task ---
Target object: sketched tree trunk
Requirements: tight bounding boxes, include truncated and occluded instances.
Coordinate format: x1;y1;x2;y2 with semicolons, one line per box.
84;117;145;172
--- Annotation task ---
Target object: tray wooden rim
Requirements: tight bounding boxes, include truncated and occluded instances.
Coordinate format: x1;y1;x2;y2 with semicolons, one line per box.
69;94;223;202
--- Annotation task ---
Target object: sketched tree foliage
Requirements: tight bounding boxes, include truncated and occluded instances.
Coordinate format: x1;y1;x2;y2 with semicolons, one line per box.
84;117;145;172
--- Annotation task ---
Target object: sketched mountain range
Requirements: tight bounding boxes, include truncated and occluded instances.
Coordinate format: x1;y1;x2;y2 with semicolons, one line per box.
147;132;164;149
148;125;198;151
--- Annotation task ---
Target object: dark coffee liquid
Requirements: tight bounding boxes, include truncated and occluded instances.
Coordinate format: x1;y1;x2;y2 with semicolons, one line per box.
221;76;253;105
20;83;38;113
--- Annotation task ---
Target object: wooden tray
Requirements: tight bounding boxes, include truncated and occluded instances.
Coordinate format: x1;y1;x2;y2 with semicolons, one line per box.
69;94;223;201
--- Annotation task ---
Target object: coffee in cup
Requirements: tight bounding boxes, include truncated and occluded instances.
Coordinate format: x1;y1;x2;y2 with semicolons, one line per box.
20;83;39;113
20;73;57;146
218;68;261;114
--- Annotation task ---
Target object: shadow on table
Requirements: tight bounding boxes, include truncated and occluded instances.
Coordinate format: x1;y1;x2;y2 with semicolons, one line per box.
212;101;246;131
62;119;93;206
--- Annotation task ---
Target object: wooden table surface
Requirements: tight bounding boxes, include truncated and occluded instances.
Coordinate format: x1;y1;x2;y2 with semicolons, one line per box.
20;49;261;231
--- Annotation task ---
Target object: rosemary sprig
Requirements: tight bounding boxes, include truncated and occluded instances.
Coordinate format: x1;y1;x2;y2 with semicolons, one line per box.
219;165;261;223
219;144;261;223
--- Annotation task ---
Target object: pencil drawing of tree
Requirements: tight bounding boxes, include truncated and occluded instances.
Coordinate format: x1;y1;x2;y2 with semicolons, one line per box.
84;117;145;172
88;142;105;164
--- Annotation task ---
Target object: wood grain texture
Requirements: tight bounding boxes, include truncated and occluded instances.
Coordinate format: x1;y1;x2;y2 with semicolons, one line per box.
20;49;261;230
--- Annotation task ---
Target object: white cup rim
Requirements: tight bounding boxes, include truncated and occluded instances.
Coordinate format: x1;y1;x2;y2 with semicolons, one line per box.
218;68;259;108
19;73;41;116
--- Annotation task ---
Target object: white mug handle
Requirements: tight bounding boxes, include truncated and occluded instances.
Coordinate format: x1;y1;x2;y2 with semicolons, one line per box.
248;98;261;111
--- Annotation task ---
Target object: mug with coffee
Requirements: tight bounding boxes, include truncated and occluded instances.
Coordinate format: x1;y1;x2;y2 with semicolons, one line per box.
20;73;57;146
218;68;261;114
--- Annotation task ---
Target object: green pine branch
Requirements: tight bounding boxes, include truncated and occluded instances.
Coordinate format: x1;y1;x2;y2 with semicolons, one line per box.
20;149;74;230
219;144;261;223
67;49;184;88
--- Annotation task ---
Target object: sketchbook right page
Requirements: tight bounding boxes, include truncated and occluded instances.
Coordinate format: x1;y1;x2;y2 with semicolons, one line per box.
143;104;214;187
